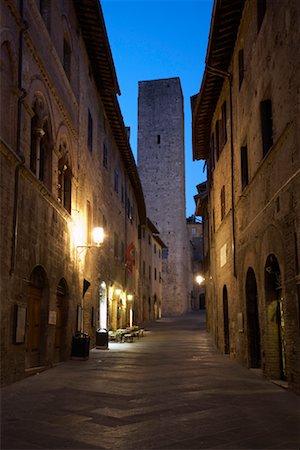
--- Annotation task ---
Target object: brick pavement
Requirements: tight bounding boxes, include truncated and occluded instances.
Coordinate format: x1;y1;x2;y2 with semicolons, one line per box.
1;312;299;449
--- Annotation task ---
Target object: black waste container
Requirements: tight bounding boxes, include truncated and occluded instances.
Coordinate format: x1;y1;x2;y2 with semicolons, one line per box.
71;333;90;359
96;328;108;349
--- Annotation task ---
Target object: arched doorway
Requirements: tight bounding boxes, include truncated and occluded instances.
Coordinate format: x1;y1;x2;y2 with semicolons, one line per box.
55;279;68;363
26;266;48;368
246;268;261;368
265;254;286;380
223;286;230;354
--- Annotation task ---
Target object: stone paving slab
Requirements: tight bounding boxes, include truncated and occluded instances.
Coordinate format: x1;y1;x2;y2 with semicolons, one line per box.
1;312;299;449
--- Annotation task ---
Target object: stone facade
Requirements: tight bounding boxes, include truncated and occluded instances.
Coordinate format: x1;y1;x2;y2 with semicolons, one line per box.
0;0;157;385
192;0;300;393
138;78;189;316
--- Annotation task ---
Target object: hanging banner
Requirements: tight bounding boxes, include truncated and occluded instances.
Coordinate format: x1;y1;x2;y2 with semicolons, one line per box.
125;242;136;273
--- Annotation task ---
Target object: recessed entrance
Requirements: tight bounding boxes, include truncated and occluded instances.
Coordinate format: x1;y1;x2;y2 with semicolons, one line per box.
26;266;48;368
264;254;286;380
246;268;261;368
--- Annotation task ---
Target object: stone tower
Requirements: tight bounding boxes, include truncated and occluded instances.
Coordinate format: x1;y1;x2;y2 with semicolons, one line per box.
137;78;188;316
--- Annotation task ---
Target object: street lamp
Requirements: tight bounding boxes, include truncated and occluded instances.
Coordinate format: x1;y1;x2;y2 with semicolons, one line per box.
76;226;105;249
196;275;205;285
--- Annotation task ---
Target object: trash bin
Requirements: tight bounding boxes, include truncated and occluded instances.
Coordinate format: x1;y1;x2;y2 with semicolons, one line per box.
71;332;90;359
96;328;108;349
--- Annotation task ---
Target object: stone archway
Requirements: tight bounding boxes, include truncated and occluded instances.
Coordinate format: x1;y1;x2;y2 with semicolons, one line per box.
223;286;230;354
264;254;286;380
246;268;261;368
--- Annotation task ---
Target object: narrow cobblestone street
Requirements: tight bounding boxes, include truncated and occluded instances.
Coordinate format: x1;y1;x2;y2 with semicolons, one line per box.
1;312;299;450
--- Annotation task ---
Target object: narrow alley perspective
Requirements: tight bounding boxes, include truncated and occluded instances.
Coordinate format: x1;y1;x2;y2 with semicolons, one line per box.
1;312;299;450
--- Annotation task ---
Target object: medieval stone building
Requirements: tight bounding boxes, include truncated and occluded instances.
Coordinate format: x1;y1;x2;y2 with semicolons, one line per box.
138;78;189;316
0;0;164;385
192;0;300;393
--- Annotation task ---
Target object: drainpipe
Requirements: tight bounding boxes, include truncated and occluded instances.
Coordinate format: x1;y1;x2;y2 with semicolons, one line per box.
206;65;237;278
10;0;27;275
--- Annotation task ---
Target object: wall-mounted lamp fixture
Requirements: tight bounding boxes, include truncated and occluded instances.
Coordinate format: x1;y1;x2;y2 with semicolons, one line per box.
127;294;133;301
115;288;122;296
76;227;105;249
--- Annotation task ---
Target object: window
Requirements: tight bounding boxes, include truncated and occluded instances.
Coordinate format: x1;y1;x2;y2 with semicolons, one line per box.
238;49;244;89
260;99;273;156
162;248;169;259
58;145;72;213
159;271;161;283
221;102;227;146
241;145;249;190
121;183;124;203
149;266;151;280
154;268;157;280
40;0;51;32
148;234;151;245
103;142;108;168
191;227;196;236
257;0;266;32
220;186;226;221
114;170;119;193
63;36;71;81
30;97;52;190
154;243;157;254
157;134;160;144
87;110;93;152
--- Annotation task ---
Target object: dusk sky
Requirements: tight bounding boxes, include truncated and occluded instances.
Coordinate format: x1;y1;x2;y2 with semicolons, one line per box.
101;0;214;217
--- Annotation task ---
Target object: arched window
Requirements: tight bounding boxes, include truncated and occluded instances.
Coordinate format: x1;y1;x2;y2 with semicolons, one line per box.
58;142;72;213
30;97;52;191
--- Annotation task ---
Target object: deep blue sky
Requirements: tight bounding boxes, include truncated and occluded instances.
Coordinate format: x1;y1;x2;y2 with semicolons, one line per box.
101;0;213;217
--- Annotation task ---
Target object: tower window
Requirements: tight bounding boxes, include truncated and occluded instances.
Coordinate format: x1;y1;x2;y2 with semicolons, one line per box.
157;134;160;144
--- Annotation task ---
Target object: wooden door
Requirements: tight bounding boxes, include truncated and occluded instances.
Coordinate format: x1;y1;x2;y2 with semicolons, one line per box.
26;285;42;367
